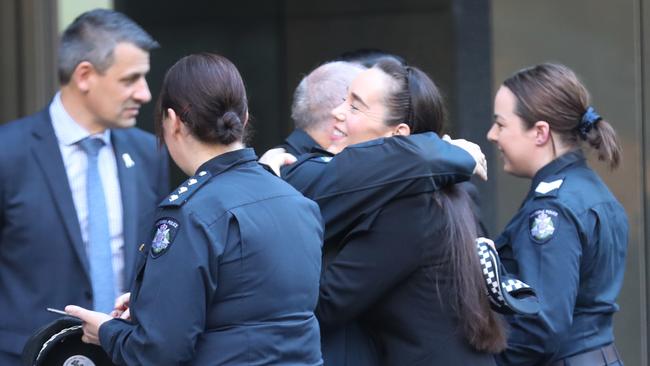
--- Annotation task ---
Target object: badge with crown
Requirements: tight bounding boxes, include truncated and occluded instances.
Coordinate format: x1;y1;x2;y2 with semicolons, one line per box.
529;209;558;243
151;218;180;258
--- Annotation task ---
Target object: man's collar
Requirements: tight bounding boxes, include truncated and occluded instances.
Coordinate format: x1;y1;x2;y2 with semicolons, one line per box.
49;92;111;146
285;129;321;155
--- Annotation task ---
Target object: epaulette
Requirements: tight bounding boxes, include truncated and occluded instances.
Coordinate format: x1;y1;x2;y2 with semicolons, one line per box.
533;177;564;198
159;170;212;207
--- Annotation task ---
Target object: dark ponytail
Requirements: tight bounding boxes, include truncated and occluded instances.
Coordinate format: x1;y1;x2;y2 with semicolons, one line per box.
504;63;622;169
374;57;507;352
434;187;507;353
583;119;621;169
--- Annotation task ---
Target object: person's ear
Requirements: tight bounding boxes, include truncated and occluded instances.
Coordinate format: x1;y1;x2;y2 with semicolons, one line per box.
72;61;96;93
533;120;551;146
392;123;411;137
165;108;184;136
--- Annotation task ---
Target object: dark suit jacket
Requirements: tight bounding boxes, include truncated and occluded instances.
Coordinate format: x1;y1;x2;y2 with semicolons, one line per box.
0;109;169;363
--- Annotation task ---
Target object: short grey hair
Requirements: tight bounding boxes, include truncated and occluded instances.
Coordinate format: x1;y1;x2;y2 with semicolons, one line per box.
291;61;365;131
58;8;159;84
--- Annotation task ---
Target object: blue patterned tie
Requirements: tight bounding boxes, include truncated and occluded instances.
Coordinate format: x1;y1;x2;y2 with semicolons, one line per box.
79;137;115;313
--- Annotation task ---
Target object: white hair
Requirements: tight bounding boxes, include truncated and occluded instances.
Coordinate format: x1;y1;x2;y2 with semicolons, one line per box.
291;61;365;131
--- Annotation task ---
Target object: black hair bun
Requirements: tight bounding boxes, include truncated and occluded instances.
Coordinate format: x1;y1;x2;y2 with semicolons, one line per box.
216;111;243;145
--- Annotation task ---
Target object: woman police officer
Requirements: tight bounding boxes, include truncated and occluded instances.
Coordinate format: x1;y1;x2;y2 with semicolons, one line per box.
488;63;627;365
65;53;325;365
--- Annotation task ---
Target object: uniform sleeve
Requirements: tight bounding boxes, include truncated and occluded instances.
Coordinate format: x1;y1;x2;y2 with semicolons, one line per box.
99;211;224;366
315;197;429;330
496;201;584;365
284;133;475;242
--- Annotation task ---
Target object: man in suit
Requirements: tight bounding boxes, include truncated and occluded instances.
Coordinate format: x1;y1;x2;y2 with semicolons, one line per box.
277;61;365;156
0;9;169;364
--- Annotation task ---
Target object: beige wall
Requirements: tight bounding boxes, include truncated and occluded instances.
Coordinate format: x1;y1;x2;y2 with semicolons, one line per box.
58;0;112;32
492;0;647;364
0;0;58;122
0;0;114;124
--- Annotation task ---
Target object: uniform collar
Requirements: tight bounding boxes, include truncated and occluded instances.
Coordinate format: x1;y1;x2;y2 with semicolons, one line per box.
49;92;111;146
195;148;258;177
530;149;585;190
285;129;321;155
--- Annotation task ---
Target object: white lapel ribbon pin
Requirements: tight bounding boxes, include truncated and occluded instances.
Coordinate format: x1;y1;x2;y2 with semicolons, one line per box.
122;153;135;168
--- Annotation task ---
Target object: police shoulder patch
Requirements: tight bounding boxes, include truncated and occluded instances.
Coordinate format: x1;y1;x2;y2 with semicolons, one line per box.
529;209;559;243
151;218;180;258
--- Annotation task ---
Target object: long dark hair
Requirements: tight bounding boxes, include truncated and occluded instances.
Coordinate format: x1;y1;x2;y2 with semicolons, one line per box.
375;58;507;353
504;63;621;169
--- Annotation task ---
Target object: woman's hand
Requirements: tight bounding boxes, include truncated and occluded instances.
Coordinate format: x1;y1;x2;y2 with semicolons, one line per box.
64;305;113;345
443;135;487;181
111;292;131;320
259;148;297;176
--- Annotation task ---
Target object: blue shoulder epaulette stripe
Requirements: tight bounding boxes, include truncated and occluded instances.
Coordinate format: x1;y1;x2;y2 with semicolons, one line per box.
159;170;212;207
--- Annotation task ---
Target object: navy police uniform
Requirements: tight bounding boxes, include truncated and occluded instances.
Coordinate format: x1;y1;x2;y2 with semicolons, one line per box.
99;148;324;366
494;151;627;365
277;129;322;156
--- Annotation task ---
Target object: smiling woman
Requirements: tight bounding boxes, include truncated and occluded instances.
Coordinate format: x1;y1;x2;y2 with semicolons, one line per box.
274;57;506;365
329;68;395;149
488;86;540;177
488;63;627;366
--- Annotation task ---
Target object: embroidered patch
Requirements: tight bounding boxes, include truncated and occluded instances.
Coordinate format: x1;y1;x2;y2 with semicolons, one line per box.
529;209;558;243
151;218;180;258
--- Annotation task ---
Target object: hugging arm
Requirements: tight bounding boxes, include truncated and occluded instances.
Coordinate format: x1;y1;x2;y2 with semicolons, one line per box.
283;133;478;241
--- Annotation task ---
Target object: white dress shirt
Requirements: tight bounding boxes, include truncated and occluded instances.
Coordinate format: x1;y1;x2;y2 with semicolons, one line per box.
49;92;126;296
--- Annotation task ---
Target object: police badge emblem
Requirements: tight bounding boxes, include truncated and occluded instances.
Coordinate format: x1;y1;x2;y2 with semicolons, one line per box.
529;209;558;243
151;218;180;258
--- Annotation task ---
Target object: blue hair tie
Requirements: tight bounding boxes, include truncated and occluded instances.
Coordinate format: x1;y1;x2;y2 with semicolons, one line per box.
578;106;601;138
